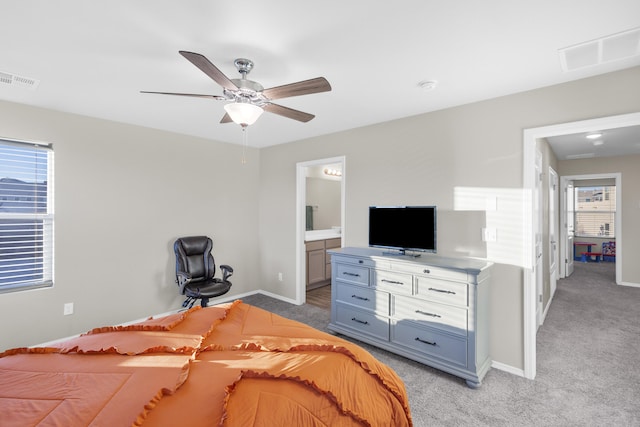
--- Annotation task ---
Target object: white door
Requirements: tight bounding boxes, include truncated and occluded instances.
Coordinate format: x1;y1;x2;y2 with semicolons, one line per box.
561;179;575;278
535;150;543;328
548;167;558;296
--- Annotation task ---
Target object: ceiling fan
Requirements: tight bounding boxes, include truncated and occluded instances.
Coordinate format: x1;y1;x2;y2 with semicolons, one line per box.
141;51;332;127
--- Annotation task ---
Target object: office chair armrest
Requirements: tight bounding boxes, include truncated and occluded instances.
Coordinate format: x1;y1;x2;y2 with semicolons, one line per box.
220;265;234;281
176;271;192;294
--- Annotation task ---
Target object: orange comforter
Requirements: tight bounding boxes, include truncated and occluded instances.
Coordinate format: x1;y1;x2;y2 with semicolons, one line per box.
0;301;412;426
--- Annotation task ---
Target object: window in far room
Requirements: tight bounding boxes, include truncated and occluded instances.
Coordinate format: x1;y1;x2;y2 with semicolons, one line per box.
574;186;616;238
0;139;54;293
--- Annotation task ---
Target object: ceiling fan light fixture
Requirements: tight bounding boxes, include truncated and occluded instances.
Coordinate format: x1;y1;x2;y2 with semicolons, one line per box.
224;102;264;126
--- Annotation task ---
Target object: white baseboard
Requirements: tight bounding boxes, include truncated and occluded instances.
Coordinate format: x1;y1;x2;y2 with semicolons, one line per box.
491;360;526;378
255;289;299;305
212;290;259;304
209;289;300;306
619;281;640;288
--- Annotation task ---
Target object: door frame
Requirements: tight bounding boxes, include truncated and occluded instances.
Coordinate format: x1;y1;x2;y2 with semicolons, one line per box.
535;148;543;329
559;178;574;279
548;166;559;299
522;111;639;380
560;172;621;280
295;156;346;305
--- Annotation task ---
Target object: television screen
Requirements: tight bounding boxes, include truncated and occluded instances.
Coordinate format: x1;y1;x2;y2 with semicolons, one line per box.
368;206;436;254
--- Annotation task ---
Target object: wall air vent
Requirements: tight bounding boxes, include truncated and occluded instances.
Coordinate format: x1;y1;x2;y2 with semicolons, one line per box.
559;27;640;72
0;71;40;90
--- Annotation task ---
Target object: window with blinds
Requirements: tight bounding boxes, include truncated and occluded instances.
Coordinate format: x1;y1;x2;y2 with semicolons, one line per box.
574;186;616;238
0;139;54;293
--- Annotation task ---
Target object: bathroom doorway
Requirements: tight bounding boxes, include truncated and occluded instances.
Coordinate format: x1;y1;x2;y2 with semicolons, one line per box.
295;156;345;305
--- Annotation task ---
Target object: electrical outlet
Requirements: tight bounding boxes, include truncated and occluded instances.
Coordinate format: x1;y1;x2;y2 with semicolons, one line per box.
63;302;74;316
278;272;283;282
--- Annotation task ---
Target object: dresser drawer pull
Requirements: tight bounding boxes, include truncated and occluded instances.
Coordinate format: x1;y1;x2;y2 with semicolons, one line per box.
343;272;361;277
423;269;431;274
381;279;405;285
415;310;441;318
428;287;456;295
415;337;437;346
351;294;370;301
351;317;369;325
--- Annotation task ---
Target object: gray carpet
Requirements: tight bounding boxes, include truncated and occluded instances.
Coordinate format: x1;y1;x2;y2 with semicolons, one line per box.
242;261;640;426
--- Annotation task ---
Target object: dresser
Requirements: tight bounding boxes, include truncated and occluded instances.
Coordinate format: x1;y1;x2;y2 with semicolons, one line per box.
328;247;492;388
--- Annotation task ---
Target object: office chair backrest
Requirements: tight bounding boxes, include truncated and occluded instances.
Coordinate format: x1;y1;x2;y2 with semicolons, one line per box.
174;236;216;283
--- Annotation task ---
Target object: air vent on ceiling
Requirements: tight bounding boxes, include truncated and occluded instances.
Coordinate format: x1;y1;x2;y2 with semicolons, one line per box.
0;71;40;90
565;153;596;160
559;27;640;72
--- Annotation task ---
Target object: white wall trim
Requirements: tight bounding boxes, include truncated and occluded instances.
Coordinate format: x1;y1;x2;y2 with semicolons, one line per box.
522;111;640;381
296;156;346;305
561;172;622;285
619;281;640;288
491;360;525;378
257;289;299;305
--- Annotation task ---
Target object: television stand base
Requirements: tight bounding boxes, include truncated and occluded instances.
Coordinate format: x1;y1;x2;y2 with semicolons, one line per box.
381;249;421;258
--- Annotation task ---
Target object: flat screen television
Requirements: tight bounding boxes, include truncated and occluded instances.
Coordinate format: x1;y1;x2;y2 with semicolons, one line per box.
368;206;436;255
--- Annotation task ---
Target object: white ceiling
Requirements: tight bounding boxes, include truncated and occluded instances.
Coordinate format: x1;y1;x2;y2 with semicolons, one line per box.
547;125;640;161
1;1;640;151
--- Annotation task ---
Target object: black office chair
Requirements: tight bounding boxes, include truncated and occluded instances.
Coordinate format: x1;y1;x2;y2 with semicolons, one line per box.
173;236;233;308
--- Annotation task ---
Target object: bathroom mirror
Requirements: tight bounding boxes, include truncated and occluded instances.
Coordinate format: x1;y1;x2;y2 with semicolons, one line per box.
305;163;341;232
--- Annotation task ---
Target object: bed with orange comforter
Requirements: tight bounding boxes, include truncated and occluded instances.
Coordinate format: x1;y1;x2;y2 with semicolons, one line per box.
0;300;412;426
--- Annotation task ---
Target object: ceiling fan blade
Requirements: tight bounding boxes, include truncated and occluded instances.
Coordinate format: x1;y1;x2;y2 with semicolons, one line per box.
140;91;226;100
263;103;315;122
262;77;331;101
220;113;233;123
179;51;238;91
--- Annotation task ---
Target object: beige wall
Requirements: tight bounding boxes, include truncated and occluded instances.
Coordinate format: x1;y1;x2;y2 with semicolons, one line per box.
1;67;639;370
0;101;261;351
558;154;640;284
258;66;640;370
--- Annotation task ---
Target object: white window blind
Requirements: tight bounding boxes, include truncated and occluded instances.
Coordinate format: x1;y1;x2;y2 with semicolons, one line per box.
0;139;54;293
574;186;616;238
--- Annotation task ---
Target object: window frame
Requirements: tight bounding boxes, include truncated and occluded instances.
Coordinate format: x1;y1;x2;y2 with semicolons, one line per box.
0;138;54;293
573;185;616;238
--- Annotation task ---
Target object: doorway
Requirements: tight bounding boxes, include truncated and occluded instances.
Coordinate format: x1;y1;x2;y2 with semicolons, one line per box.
523;111;640;380
295;156;346;305
560;173;620;279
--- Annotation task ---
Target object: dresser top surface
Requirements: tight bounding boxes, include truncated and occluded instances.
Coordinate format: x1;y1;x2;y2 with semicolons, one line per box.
328;247;492;274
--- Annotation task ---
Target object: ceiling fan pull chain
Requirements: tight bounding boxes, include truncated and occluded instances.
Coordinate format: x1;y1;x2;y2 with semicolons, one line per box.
241;125;248;164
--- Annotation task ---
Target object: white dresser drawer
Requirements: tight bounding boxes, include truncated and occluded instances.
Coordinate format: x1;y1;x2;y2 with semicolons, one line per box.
391;321;467;367
332;255;375;268
335;304;389;341
415;276;469;307
335;263;370;286
396;263;468;282
336;283;390;315
374;269;413;295
392;295;467;337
